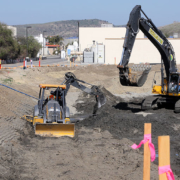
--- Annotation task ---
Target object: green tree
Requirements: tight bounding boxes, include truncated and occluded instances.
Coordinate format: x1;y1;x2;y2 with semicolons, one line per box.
46;35;63;45
164;32;170;38
17;36;41;58
0;23;20;60
28;36;41;58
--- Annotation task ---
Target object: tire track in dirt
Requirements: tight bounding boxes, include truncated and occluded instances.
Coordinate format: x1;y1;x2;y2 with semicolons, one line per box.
0;84;37;179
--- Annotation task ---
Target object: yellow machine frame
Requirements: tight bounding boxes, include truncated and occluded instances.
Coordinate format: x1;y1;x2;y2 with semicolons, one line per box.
152;79;180;97
24;84;75;138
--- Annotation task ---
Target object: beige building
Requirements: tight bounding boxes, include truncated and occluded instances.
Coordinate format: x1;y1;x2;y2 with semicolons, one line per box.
105;38;180;64
79;27;144;51
79;27;180;65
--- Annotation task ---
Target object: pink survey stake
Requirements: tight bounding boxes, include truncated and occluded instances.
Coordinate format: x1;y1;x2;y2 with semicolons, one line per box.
159;165;175;180
131;134;155;162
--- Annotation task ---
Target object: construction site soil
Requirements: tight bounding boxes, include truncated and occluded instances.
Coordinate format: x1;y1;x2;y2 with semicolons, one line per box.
0;64;179;179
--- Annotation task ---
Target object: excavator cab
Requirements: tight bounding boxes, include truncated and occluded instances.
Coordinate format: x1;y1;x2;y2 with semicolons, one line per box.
168;73;180;94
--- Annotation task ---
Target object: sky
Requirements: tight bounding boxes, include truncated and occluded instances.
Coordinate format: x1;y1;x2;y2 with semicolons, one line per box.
1;0;180;27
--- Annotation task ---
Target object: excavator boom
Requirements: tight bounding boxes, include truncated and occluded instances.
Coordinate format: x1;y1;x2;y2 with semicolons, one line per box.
118;5;177;87
62;72;106;108
119;5;180;112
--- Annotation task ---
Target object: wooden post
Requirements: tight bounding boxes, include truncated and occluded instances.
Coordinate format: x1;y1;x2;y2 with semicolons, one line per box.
158;136;170;180
70;61;71;67
114;57;116;65
143;123;151;180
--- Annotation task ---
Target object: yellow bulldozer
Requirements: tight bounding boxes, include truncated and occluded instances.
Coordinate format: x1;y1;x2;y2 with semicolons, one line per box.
25;72;106;137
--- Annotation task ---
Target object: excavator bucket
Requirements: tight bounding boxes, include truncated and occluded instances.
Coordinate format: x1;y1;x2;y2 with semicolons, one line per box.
120;65;151;87
35;123;75;137
136;68;151;86
97;94;106;108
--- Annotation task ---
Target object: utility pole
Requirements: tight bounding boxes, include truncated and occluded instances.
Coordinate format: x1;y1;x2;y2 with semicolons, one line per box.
26;26;31;58
77;21;79;52
43;31;46;57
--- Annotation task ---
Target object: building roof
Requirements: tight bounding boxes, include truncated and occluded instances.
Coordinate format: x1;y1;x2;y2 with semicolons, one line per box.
46;44;60;47
65;36;78;39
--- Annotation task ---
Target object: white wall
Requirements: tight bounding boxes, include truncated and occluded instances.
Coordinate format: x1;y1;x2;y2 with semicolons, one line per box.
105;38;180;64
79;27;144;52
7;26;17;37
80;27;180;65
34;34;48;56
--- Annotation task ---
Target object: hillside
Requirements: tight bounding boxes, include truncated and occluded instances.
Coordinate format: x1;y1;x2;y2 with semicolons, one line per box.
14;19;110;37
159;22;180;37
14;18;179;38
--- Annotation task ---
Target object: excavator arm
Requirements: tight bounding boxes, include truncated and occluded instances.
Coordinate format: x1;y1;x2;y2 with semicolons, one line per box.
118;5;177;87
61;72;106;108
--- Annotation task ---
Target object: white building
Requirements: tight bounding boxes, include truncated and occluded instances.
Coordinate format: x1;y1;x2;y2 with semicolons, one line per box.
105;37;180;64
7;26;17;37
79;27;180;64
34;34;48;57
101;23;113;27
79;27;144;52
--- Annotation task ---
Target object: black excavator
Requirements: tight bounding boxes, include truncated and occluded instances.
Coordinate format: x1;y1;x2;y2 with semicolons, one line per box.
117;5;180;112
25;72;106;137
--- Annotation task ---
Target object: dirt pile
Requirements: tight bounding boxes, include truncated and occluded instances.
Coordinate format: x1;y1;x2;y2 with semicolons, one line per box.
75;87;180;177
75;86;123;115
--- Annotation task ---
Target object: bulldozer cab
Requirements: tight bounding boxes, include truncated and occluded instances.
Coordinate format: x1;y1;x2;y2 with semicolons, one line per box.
168;73;180;94
38;84;66;100
38;84;66;117
34;84;75;137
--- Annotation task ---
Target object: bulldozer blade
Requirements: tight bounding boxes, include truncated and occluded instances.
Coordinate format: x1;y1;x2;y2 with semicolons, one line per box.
35;123;75;137
97;94;106;108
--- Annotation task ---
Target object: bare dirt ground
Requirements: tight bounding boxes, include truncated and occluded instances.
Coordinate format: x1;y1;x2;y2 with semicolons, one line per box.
0;64;179;179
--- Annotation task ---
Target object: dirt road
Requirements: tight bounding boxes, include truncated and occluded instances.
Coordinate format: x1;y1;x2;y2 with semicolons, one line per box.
0;65;179;179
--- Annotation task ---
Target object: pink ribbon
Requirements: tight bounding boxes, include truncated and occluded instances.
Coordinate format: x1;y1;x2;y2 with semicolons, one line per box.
131;134;155;162
159;165;175;180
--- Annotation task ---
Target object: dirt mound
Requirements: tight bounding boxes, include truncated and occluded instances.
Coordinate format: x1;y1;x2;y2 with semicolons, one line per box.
75;86;124;115
75;87;180;177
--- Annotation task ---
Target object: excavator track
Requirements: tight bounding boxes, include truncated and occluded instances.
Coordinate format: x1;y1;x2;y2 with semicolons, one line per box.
141;96;159;110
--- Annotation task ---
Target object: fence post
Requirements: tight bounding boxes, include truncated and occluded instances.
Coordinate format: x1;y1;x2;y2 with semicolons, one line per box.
25;59;27;68
23;58;26;69
143;123;151;180
39;57;41;67
158;136;170;180
31;59;33;68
